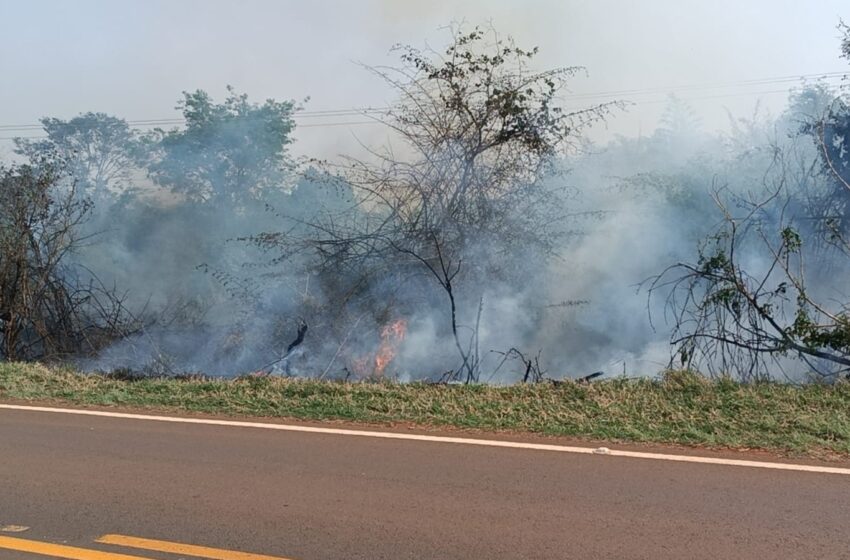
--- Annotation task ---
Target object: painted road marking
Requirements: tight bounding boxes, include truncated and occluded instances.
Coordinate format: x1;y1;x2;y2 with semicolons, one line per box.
0;535;153;560
97;534;294;560
3;403;850;476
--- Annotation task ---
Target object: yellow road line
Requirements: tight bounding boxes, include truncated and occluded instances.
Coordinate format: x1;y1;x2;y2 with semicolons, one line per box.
0;535;153;560
96;534;295;560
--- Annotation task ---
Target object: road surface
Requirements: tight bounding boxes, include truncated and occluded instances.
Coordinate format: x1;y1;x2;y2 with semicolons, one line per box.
1;405;849;559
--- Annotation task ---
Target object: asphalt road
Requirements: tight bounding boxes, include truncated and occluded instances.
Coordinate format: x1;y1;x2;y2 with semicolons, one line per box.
1;406;850;560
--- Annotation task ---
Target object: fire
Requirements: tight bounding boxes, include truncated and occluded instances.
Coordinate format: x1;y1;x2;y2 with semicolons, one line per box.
373;319;407;376
348;318;407;378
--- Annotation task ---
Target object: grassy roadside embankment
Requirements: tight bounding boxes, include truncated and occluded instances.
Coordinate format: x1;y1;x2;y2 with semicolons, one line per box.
2;362;849;458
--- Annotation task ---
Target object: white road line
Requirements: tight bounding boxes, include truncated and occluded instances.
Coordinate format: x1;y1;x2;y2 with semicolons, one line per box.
2;403;849;476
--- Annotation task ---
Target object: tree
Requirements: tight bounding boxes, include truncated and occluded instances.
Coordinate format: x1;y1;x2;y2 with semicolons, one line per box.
270;26;618;381
14;113;139;202
656;94;703;151
799;97;850;239
651;186;850;381
650;21;850;382
796;23;850;239
0;164;131;361
142;87;297;204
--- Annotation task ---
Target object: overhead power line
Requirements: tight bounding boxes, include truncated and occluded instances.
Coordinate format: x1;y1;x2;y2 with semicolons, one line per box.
0;70;845;141
0;107;389;132
0;120;385;140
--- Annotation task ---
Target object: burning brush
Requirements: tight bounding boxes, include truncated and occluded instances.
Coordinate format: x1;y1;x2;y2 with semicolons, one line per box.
351;318;408;378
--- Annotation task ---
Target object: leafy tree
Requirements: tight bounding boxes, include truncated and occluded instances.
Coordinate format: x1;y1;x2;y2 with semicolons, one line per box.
14;113;138;202
142;87;297;204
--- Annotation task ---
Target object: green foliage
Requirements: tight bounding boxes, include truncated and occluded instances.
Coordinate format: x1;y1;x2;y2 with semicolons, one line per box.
790;309;850;354
14;113;138;201
143;87;297;204
396;27;597;163
780;227;802;252
664;208;850;379
698;247;731;275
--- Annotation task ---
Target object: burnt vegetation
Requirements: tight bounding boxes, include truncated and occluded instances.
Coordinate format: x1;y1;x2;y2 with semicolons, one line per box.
251;29;619;382
3;23;850;384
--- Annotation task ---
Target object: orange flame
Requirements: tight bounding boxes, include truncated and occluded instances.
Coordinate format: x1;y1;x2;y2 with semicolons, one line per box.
374;319;408;376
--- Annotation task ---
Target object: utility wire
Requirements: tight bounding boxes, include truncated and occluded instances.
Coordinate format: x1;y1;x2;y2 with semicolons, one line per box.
0;70;845;140
0;108;388;131
0;120;385;140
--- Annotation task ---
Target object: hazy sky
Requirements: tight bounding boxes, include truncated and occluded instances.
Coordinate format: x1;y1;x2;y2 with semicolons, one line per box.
1;0;847;158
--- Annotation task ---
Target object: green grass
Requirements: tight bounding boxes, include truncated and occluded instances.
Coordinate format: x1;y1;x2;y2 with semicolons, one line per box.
2;362;850;458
